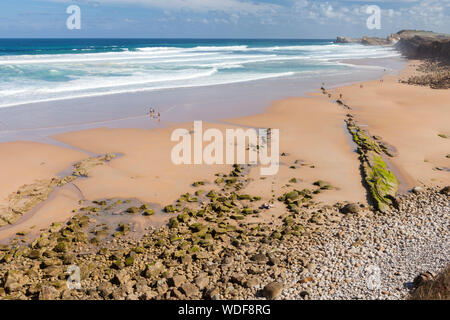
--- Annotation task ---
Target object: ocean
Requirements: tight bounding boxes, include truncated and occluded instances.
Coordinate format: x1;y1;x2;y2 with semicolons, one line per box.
0;39;401;109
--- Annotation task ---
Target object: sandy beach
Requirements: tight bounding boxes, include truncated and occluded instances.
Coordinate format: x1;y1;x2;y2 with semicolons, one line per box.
1;60;448;241
0;57;448;301
2;0;450;305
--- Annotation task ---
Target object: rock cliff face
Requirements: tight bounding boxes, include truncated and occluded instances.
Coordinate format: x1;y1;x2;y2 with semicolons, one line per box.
395;34;450;61
336;30;450;61
360;36;390;46
335;34;396;46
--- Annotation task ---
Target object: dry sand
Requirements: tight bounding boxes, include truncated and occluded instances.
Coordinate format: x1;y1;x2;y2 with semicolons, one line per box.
0;60;448;242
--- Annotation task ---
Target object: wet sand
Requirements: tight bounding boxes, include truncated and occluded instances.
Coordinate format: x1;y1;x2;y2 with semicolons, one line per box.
0;57;404;142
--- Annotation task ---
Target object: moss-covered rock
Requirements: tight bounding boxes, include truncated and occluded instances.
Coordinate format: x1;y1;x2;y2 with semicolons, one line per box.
225;177;237;185
118;223;130;233
53;242;67;253
124;255;134;267
346;119;399;212
241;208;254;215
285;191;299;201
169;218;179;229
177;213;190;223
206;191;217;198
231;214;245;221
164;205;177;213
189;223;207;232
142;209;155;216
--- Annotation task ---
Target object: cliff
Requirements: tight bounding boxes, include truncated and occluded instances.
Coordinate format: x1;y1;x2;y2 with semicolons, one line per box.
336;30;450;61
336;36;390;46
395;34;450;61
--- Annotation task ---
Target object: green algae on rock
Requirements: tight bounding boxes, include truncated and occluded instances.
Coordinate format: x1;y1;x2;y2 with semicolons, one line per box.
345;118;399;212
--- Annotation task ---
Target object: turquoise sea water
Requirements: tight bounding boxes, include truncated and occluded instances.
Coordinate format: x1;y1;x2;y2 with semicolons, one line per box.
0;39;401;108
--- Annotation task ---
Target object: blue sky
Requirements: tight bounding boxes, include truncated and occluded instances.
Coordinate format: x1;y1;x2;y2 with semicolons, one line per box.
0;0;449;38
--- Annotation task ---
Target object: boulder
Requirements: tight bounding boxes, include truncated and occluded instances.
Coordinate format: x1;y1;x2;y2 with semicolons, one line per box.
125;207;139;214
28;249;42;260
285;191;299;201
142;209;155;216
413;271;434;288
412;186;425;194
43;266;62;278
168;275;186;288
195;275;209;290
39;286;59;300
263;282;283;299
144;261;165;279
204;287;220;300
245;277;259;288
4;270;23;293
251;253;268;264
111;270;131;286
440;186;450;196
341;203;360;214
97;282;113;298
180;283;199;298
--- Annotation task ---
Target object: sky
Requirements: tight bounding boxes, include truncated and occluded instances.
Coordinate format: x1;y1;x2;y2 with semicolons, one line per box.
0;0;449;38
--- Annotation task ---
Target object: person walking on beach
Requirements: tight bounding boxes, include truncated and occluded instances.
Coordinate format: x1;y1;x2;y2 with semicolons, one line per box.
158;112;161;122
149;108;156;119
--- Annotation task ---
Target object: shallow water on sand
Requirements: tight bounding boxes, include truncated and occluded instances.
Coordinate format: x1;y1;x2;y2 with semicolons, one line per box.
0;56;406;143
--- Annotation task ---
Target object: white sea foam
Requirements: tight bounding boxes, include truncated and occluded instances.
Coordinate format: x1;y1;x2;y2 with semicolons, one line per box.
0;43;401;108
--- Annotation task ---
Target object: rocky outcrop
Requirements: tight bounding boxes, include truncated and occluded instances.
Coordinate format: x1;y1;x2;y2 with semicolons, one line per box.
1;160;448;300
336;36;390;45
361;36;391;46
335;36;360;44
399;58;450;89
336;35;395;46
345;115;399;213
336;30;450;60
395;35;450;61
0;154;116;227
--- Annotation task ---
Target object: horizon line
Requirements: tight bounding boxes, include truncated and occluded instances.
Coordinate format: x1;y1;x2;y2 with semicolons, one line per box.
0;37;337;40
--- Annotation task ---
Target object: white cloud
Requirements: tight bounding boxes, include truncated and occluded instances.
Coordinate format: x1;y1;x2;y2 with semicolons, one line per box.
47;0;280;14
40;0;450;33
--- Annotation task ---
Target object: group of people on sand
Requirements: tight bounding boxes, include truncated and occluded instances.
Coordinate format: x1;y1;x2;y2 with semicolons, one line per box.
148;107;161;122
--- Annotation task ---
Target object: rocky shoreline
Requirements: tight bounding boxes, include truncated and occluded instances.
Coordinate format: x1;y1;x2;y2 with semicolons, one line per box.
0;157;448;300
0;33;449;300
399;60;450;89
336;30;450;62
0;154;115;228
